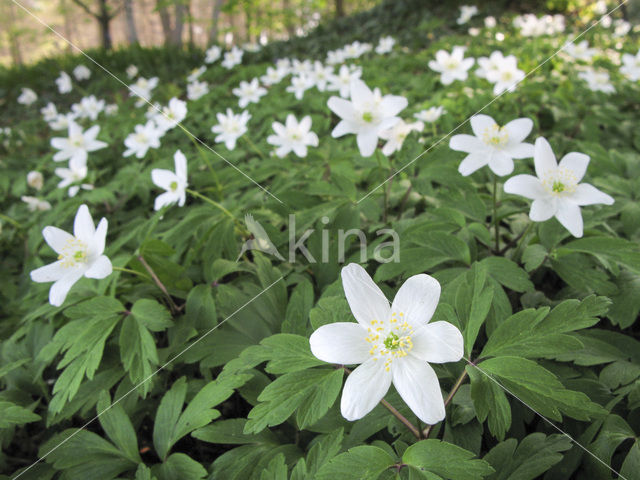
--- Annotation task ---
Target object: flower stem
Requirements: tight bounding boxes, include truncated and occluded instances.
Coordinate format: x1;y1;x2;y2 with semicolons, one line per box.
242;135;266;160
186;188;235;221
431;123;437;138
510;222;534;262
136;254;180;314
492;174;500;253
188;135;223;200
112;266;152;282
422;368;469;438
0;213;21;228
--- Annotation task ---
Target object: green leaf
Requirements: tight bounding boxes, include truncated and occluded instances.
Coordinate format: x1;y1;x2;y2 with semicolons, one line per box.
96;391;141;463
562;236;640;274
131;298;173;332
260;454;288;480
403;439;494;480
467;367;511;441
315;445;395;480
185;284;217;329
480;257;533;292
0;401;41;428
483;433;572;480
455;263;494;356
481;296;609;359
282;278;315;335
305;428;344;476
309;296;352;330
260;334;325;374
153;453;207;480
521;244;547;272
245;368;343;433
478;356;606;422
119;314;159;397
153;374;250;460
192;418;277;445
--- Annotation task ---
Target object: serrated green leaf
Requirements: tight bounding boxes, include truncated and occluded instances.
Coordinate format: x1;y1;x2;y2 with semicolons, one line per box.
131;298;173;332
403;439;494;480
316;445;395;480
0;401;41;428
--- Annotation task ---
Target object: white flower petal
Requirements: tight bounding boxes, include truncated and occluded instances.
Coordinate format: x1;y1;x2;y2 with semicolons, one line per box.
569;183;614;206
341;359;391;421
487;151;514;176
411;321;463;363
31;260;67;283
174;150;188;181
504;142;534;159
504;174;546;199
85;255;112;279
450;134;483;153
154;191;178;210
49;269;85;307
470;115;496;138
331;120;354;138
42;226;74;254
533;137;557;179
530;197;557;221
558;152;589;182
328;97;356;122
309;323;370;365
73;205;95;243
91;218;108;256
390;274;440;328
555;200;583;237
458;152;488;176
504;118;533;144
152;169;176;190
341;263;390;328
356;130;378;157
391;357;445;425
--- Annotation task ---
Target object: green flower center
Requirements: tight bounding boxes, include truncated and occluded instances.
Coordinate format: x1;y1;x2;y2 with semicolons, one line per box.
362;112;374;123
170;181;178;192
552;181;565;193
383;332;400;350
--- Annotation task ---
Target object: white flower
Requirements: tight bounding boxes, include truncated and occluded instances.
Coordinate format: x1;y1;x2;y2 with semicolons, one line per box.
71;95;106;121
123;121;163;159
328;79;408;157
457;5;478;24
51;122;107;167
450;114;534;176
55;162;91;197
594;0;607;15
49;112;77;131
620;50;640;81
187;66;206;83
327;65;363;98
310;263;463;424
154;97;187;132
126;64;139;79
151;150;188;210
429;46;475;85
613;19;631;37
30;204;112;307
578;69;615;93
311;61;334;91
267;114;319;158
56;72;73;94
27;171;44;190
187;80;209;101
504;137;614;237
21;196;51;212
380;119;423;156
326;49;346;65
205;45;222;64
343;41;371;59
564;40;597;62
485;55;525;95
476;50;505;78
222;46;243;69
275;58;292;73
18;88;38;106
129;77;159;107
233;78;267;108
286;75;314;100
261;66;287;86
291;58;313;76
73;65;91;81
414;106;446;124
41;102;59;122
469;27;481;36
211;108;251;150
375;36;395;55
105;104;118;116
484;16;497;28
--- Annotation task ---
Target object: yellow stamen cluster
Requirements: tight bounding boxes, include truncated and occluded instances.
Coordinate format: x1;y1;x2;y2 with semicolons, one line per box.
542;167;578;196
57;238;88;268
365;312;414;372
482;124;509;148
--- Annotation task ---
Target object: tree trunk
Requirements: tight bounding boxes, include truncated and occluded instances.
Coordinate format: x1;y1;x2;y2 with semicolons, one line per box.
208;0;223;44
157;1;173;45
172;1;185;45
6;1;23;65
124;0;138;44
335;0;344;18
